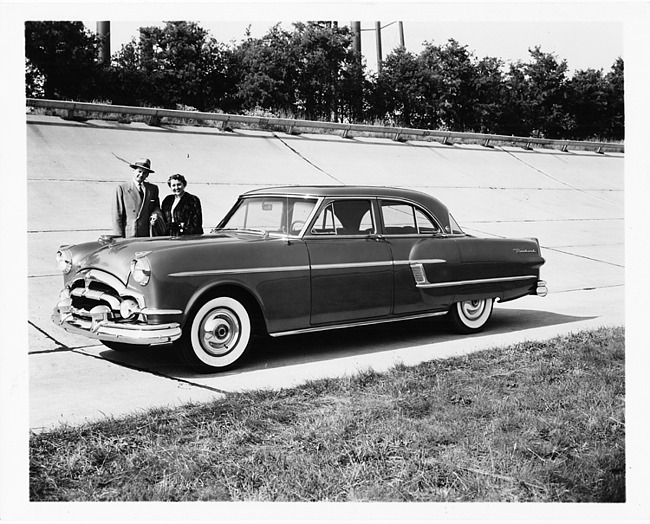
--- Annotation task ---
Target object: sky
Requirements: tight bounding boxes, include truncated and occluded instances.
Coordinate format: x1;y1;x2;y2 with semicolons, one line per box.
89;18;624;75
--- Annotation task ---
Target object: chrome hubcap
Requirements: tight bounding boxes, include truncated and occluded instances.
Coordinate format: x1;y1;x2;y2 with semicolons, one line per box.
199;308;240;356
461;300;485;320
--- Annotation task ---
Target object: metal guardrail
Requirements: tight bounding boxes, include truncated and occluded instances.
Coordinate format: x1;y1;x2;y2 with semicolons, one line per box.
26;98;624;154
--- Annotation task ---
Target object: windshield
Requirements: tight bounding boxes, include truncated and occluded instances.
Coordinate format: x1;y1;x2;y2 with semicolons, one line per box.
217;196;318;236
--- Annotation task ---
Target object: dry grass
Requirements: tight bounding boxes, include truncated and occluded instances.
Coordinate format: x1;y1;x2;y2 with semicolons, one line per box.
30;326;625;502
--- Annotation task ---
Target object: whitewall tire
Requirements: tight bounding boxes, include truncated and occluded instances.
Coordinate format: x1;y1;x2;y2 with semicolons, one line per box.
449;298;494;333
178;296;253;372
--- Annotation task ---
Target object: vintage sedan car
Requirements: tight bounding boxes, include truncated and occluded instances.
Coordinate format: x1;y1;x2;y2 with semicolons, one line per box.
53;185;547;372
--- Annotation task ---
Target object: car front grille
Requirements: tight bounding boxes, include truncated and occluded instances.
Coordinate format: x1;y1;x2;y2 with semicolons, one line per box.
69;279;124;320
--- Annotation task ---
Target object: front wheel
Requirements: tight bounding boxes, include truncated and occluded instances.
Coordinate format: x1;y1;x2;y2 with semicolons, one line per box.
448;298;494;334
176;296;253;372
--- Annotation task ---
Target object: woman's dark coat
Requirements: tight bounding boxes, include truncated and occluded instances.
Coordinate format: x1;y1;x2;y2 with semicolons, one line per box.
160;192;204;235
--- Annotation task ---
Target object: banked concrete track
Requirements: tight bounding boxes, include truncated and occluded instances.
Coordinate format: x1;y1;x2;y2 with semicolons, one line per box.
26;114;624;431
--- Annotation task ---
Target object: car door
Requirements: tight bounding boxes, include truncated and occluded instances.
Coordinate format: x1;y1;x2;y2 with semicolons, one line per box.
379;199;461;314
304;198;393;325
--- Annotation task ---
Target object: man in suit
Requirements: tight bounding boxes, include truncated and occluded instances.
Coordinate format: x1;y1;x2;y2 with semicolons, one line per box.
112;158;163;238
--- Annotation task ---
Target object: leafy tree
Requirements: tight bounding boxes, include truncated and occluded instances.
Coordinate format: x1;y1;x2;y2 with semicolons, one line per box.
336;49;368;122
606;57;624;140
565;68;610;140
374;47;424;127
500;60;537;137
105;38;148;106
233;22;364;121
232;24;298;114
521;46;571;138
108;21;229;111
290;22;357;121
24;20;624;141
472;56;506;134
417;39;479;131
25;21;101;100
25;58;45;98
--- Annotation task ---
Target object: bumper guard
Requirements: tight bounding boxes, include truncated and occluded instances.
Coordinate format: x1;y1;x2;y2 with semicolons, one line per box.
52;300;181;345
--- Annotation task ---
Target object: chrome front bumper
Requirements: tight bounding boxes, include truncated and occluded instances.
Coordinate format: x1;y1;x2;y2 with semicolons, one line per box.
52;302;182;345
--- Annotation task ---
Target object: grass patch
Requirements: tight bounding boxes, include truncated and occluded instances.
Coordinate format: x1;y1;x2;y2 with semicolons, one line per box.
30;327;625;502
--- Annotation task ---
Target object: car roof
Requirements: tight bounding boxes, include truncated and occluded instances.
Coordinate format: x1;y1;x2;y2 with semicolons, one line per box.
245;185;426;199
242;185;452;226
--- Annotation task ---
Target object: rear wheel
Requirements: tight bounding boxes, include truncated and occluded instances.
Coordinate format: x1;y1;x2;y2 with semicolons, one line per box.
101;341;150;352
176;296;253;372
448;298;494;333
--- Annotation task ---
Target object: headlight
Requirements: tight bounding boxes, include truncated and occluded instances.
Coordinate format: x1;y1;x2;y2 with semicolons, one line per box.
56;249;72;274
131;256;151;286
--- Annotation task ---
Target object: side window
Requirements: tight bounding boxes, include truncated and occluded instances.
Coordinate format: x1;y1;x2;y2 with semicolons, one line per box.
359;210;373;233
311;203;337;235
415;208;440;234
382;201;439;235
448;214;464;235
288;200;316;234
310;199;375;235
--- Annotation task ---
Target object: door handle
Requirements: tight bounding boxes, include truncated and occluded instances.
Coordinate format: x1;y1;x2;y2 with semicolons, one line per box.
368;234;386;242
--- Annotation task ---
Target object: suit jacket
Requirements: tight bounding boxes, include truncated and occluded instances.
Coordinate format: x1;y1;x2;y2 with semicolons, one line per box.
161;192;204;235
112;181;161;238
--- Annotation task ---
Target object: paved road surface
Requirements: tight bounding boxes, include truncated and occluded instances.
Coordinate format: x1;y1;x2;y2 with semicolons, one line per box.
23;115;624;432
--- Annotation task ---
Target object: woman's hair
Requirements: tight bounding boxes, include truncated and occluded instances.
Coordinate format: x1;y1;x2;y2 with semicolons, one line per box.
168;173;187;187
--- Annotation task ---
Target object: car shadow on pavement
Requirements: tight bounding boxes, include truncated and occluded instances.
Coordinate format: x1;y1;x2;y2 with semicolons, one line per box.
95;307;595;377
242;307;595;371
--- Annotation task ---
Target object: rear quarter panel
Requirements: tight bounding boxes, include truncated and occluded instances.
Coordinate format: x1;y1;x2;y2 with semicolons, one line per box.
452;236;545;302
410;236;544;305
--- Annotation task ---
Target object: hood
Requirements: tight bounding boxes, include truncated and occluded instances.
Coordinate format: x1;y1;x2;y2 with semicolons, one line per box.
76;233;249;284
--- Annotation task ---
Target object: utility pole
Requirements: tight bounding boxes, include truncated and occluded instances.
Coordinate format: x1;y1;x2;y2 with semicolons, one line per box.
351;21;361;55
398;21;405;47
96;21;111;66
375;21;382;72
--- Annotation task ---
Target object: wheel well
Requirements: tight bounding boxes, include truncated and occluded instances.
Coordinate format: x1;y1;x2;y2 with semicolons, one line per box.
183;284;268;336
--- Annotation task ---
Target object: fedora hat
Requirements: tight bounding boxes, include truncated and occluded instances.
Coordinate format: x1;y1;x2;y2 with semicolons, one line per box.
129;158;154;173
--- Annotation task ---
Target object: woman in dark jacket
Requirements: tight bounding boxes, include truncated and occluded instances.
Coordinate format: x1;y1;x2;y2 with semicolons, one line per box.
160;173;203;236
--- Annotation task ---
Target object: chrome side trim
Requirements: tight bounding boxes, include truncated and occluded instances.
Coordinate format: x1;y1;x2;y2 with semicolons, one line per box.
169;261;397;278
270;310;448;337
170;259;448;278
404;259;447;265
169;265;310;278
311;261;393;270
416;275;537;289
140;307;183;315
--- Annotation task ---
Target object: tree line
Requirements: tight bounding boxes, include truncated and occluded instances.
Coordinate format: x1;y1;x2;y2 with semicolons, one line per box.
25;20;624;141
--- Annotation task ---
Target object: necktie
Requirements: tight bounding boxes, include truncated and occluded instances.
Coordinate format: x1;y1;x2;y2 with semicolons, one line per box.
138;184;144;197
